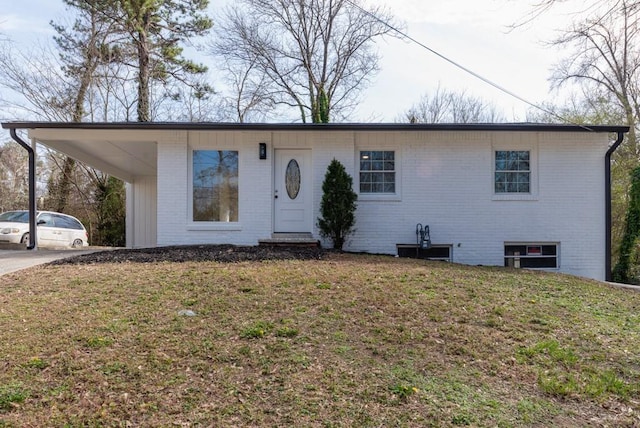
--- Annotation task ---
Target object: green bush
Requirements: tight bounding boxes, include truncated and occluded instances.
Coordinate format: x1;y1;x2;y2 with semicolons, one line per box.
317;159;357;250
613;166;640;283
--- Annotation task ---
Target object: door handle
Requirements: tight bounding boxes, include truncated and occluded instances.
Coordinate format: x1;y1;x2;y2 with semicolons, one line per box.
275;189;278;199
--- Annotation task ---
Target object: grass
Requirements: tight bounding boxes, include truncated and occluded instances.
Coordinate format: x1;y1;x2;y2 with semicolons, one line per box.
0;253;639;426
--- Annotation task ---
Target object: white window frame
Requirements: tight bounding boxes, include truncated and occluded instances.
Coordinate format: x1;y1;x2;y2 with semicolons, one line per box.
356;148;401;201
492;144;538;201
187;146;242;231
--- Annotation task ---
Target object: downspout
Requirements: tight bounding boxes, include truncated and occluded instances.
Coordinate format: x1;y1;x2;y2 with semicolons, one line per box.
605;131;626;281
9;128;37;250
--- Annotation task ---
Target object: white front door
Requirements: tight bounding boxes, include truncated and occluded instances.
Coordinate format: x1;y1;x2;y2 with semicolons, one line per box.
274;149;312;233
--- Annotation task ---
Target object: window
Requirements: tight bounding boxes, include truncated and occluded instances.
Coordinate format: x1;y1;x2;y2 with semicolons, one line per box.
396;244;452;261
37;213;54;227
495;150;530;193
359;150;395;193
192;150;239;222
504;244;558;269
52;214;83;230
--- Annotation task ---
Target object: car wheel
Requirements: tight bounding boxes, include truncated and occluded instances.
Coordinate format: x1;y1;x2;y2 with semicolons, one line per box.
21;233;29;245
72;239;83;248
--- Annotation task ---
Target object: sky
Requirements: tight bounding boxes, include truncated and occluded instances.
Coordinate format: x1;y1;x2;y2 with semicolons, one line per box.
0;0;579;122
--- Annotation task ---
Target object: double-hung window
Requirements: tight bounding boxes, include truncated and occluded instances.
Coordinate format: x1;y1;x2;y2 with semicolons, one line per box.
495;150;530;194
359;150;395;194
192;150;239;222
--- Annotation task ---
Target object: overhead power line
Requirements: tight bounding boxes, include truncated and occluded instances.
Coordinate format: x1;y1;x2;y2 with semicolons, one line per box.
345;0;594;130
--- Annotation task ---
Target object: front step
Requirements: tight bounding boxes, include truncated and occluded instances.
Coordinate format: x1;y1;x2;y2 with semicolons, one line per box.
258;233;320;247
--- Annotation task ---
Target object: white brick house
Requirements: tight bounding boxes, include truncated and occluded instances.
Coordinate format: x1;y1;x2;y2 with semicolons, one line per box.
2;122;628;281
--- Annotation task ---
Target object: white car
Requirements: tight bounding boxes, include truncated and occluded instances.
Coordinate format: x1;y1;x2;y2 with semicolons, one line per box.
0;210;89;248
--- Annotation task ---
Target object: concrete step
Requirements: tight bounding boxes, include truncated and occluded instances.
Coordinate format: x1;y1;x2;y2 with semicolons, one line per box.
258;233;320;247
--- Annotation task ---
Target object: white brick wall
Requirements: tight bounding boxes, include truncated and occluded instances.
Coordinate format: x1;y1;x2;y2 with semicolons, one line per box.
345;131;607;280
143;128;609;280
156;130;274;246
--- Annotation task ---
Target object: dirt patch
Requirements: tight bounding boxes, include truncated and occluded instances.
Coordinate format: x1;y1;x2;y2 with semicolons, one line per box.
49;244;325;265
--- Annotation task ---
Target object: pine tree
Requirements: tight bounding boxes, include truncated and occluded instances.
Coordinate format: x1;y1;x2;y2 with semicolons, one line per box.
318;159;357;250
114;0;213;122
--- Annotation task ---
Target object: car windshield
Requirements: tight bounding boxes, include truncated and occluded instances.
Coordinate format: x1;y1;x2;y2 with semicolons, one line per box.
0;211;29;223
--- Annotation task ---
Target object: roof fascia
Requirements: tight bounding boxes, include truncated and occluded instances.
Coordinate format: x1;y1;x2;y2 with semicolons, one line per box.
1;121;631;134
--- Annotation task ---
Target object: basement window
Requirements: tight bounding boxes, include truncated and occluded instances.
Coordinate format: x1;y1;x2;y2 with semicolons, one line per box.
504;243;558;269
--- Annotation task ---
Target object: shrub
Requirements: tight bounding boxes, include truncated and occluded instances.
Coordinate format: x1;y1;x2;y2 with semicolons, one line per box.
613;166;640;283
317;159;357;250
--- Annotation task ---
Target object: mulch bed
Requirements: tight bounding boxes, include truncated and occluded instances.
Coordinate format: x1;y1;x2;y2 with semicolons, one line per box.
50;244;325;265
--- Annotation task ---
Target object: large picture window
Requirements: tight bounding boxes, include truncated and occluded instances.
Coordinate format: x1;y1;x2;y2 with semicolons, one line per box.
359;150;395;193
192;150;239;222
495;150;530;193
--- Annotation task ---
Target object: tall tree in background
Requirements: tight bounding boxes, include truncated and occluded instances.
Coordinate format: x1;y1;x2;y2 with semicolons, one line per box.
0;45;75;121
0;0;214;245
211;0;396;123
52;0;120;123
216;56;277;123
402;86;506;123
530;0;640;272
549;0;639;152
113;0;212;122
48;0;119;214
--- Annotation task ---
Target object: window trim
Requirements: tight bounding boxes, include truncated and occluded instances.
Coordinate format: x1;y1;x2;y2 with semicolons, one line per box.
492;145;538;201
187;146;242;230
504;242;559;270
356;148;401;201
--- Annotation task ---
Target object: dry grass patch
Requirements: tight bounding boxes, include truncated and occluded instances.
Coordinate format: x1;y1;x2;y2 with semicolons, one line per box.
0;253;639;426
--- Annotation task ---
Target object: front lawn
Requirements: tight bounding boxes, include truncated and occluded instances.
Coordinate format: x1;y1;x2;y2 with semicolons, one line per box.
0;253;638;426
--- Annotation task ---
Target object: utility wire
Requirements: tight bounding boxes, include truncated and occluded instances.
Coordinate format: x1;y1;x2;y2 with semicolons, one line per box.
345;0;594;131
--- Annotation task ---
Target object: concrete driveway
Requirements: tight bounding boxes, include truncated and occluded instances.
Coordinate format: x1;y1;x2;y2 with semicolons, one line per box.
0;247;98;276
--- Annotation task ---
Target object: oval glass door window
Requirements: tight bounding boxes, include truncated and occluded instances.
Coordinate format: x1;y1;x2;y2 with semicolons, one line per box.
285;159;301;199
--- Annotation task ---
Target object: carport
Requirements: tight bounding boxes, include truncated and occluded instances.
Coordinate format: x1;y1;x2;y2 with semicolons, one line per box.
2;122;160;249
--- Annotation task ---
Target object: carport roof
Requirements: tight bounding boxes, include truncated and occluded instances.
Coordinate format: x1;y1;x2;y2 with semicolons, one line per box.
2;121;630;182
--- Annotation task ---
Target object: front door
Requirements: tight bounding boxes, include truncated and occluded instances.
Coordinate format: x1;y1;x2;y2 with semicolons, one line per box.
274;149;312;233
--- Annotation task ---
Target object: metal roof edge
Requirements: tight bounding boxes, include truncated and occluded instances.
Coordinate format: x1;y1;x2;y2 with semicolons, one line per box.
1;121;630;133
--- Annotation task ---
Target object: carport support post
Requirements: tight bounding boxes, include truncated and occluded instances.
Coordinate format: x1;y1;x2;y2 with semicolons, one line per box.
9;128;37;250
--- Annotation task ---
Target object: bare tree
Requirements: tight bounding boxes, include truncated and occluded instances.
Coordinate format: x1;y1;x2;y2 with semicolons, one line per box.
522;0;640;276
211;0;397;123
0;43;76;121
0;141;31;212
549;0;640;153
218;57;277;123
402;86;506;123
160;76;221;122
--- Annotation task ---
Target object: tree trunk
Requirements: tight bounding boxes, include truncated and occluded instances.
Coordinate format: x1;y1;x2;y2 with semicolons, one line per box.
136;19;151;122
53;157;77;212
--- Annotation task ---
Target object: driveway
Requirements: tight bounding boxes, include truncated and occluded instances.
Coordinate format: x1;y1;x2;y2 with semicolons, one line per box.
0;247;99;276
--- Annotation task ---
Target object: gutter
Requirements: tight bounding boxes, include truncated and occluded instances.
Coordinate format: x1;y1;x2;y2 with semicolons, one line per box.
9;128;37;250
605;131;626;281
